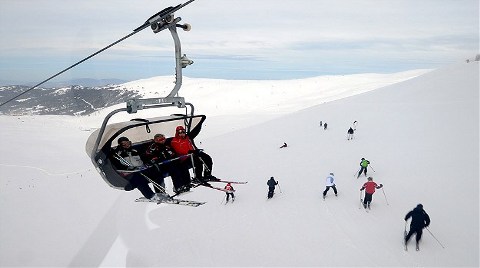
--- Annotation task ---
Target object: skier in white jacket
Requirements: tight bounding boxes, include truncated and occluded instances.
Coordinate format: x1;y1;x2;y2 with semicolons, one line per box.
323;172;338;199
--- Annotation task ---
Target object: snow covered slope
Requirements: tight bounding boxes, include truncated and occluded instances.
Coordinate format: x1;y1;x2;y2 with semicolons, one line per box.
0;62;478;267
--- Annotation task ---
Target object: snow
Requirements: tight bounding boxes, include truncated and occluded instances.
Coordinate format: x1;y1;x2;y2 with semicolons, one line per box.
0;62;478;267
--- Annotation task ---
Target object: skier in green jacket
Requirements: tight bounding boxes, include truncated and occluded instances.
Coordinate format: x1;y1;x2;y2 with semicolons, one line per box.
357;158;370;178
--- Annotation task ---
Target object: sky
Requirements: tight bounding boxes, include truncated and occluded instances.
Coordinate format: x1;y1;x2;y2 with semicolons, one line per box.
0;0;478;84
0;62;478;267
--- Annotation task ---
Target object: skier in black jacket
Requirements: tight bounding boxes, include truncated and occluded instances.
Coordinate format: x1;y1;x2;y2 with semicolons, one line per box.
267;177;278;199
404;204;431;249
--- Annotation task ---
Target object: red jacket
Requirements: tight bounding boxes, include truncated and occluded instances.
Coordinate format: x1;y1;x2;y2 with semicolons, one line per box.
225;184;234;191
362;181;379;194
170;126;195;156
170;135;194;156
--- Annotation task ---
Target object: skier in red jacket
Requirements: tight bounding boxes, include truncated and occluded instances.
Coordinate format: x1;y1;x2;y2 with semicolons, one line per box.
360;177;383;209
169;125;214;181
224;183;235;203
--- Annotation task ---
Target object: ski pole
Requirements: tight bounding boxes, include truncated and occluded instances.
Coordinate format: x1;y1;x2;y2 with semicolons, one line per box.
359;190;363;209
381;187;389;205
404;221;408;238
369;165;376;172
277;182;282;193
426;227;445;249
354;168;361;178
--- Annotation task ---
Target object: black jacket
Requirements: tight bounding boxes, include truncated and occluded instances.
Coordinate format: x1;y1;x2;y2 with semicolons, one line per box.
405;207;430;230
267;178;278;188
145;142;176;163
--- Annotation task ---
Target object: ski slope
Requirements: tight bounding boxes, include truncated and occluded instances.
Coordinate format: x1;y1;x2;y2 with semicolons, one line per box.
0;62;478;267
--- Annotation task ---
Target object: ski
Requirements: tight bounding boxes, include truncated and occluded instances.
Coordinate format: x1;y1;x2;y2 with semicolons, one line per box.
224;198;235;205
359;199;369;212
207;179;248;184
323;194;338;201
195;182;234;193
135;197;205;207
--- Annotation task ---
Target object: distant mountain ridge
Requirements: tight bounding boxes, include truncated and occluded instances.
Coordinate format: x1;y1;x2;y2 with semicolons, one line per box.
0;70;432;116
0;84;140;116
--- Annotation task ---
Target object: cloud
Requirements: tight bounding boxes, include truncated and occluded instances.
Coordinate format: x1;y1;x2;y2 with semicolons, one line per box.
0;0;478;83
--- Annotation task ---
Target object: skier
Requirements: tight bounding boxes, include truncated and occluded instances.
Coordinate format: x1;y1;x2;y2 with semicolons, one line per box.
357;158;370;178
319;120;323;127
224;183;235;203
323;122;328;130
404;204;431;250
359;177;383;209
347;127;355;140
280;142;288;148
322;172;338;199
267;177;278;199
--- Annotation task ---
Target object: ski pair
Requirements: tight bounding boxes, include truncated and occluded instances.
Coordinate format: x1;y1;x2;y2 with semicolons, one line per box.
209;179;248;184
189;177;246;193
404;239;420;251
135;173;205;207
135;196;205;207
191;181;235;193
404;224;420;251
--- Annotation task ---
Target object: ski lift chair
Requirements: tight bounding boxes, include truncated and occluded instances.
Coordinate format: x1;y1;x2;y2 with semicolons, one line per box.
85;8;202;191
86;112;205;190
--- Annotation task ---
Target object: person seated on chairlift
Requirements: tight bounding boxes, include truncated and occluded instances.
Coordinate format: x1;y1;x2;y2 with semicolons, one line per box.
169;125;215;181
145;133;191;194
110;136;165;200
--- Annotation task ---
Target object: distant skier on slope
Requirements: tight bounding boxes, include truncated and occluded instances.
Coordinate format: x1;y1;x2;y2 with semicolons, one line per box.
347;127;355;140
267;177;278;199
280;142;288;148
224;183;235;203
357;158;371;178
359;177;383;209
322;172;338;200
404;204;431;251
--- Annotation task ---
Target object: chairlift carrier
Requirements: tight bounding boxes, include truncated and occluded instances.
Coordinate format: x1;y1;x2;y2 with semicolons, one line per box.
85;5;204;190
